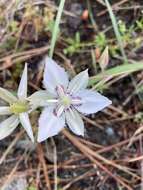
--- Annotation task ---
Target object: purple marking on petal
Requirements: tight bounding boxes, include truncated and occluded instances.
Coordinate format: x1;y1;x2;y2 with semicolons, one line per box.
53;107;57;117
56;85;65;97
53;104;64;117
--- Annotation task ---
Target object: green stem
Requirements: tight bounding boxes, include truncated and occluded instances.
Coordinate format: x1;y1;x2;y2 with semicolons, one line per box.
49;0;66;58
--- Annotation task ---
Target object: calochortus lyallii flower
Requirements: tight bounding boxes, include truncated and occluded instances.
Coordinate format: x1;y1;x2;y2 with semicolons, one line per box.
0;64;34;142
29;57;111;142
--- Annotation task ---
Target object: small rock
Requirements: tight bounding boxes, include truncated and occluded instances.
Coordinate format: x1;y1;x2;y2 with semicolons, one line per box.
2;177;28;190
105;127;115;136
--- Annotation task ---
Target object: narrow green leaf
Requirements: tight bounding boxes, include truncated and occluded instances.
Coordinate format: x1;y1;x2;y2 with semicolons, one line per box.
49;0;65;58
89;62;143;86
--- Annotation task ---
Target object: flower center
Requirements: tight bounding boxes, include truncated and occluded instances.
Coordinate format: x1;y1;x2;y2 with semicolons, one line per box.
60;95;71;107
10;101;29;114
56;85;72;108
54;85;82;117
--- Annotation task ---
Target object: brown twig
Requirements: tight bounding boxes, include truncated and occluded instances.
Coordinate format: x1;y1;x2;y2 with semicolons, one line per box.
36;163;41;189
97;0;129;16
0;46;50;70
37;143;52;190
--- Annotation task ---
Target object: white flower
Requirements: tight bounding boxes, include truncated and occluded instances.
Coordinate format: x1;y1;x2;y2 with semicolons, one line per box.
0;64;34;142
29;57;111;142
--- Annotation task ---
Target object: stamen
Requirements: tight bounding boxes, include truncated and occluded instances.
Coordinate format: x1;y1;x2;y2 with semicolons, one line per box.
71;97;82;106
46;99;58;103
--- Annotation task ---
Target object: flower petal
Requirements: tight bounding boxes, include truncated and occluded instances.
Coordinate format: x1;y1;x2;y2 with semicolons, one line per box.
19;112;34;142
38;107;65;142
0;107;11;115
43;57;69;94
28;90;55;108
75;89;111;114
0;115;19;140
65;108;84;136
0;87;17;103
68;70;89;94
17;63;27;100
